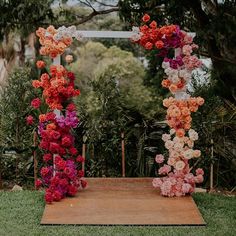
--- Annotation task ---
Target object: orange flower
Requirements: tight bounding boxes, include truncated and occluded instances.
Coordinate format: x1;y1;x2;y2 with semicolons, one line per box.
32;80;42;88
39;114;47;123
161;79;171;88
36;60;46;69
169;84;178;93
176;129;185;138
46;123;56;130
150;20;157;29
142;14;150;22
155;40;164;49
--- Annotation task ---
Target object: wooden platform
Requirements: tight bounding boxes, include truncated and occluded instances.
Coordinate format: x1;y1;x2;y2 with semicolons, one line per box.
41;178;206;225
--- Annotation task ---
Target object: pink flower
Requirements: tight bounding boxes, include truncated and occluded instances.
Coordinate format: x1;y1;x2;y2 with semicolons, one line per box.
26;115;34;125
195;174;204;183
160;180;172;196
35;179;42;189
182;183;192;194
158;164;171;175
175;160;185;171
142;14;150;22
152;178;162;188
155;154;164;164
196;168;204;175
31;98;41;109
182;45;193;56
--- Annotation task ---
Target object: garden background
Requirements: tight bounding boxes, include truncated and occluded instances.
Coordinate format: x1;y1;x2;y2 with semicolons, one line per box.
0;0;235;193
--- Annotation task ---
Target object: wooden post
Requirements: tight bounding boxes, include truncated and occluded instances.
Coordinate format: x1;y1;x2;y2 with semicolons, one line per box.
33;131;38;190
210;139;214;191
121;132;125;177
82;143;86;172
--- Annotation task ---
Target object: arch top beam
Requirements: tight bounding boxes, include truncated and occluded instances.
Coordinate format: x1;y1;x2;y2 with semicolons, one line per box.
77;30;135;39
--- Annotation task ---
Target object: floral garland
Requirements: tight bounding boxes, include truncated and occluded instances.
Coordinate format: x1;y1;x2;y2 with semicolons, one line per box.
132;14;204;197
27;26;86;203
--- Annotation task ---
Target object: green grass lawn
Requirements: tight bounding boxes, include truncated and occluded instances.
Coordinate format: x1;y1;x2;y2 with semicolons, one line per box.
0;191;235;236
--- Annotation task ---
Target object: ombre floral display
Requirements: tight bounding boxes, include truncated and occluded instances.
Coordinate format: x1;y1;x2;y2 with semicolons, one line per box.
28;26;86;203
133;15;204;197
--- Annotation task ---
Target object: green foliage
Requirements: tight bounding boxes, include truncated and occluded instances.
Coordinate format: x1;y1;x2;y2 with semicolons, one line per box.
119;0;236;101
0;67;35;183
0;191;236;235
0;0;55;39
69;41;164;177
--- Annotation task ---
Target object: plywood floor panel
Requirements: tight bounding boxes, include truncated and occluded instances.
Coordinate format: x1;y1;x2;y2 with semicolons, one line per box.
41;178;206;225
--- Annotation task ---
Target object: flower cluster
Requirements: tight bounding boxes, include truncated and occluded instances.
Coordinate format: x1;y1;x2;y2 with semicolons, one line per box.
132;14;202;96
36;25;82;58
163;97;204;135
28;26;86;203
31;62;86;203
32;65;79;110
133;15;205;197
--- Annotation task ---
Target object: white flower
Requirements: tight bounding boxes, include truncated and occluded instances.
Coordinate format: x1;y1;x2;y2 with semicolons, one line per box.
188;129;198;141
183;149;193;159
162;133;171;142
175;160;185;170
165;140;174;149
162;61;169;69
170;129;175;135
168;74;179;83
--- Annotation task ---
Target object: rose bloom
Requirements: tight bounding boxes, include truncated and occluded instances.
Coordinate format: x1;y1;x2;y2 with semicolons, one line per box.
36;60;46;69
161;79;171;88
176;129;185;138
165;140;174;149
162;133;171;142
183;149;193;159
142;14;150;22
196;168;204;175
195;174;204;183
193;150;201;158
145;42;153;50
65;55;73;63
158;164;171;175
175;160;185;171
167;157;176;166
32;80;42;88
152;178;162;188
31;98;41;109
155;154;164;164
150;20;157;29
155;40;164;49
182;45;193;56
169;84;178;93
26;115;34;125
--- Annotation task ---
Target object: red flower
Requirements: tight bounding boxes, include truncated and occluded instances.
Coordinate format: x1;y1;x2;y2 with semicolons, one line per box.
26;115;34;125
51;130;61;140
76;155;85;163
35;179;42;189
31;98;41;109
43;153;52;162
67;72;75;80
45;190;53;203
49;142;60;153
78;170;84;178
39;141;49;150
69;147;78;156
81;179;87;188
52;190;62;201
150;20;157;29
61;136;72;147
144;42;153;50
67;185;77;196
56;159;66;170
46;112;56;121
36;60;46;69
142;14;150;22
67;103;76;111
155;40;164;49
40;167;50;177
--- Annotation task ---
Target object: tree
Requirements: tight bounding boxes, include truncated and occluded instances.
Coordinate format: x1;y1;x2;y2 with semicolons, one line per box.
119;0;236;101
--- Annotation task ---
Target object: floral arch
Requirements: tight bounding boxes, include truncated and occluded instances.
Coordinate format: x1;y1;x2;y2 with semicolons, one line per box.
30;14;204;203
